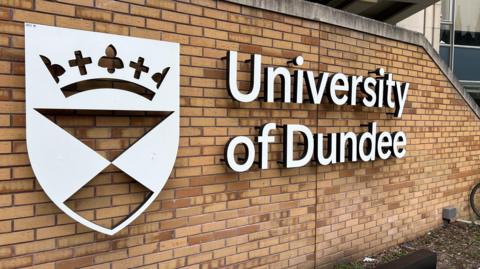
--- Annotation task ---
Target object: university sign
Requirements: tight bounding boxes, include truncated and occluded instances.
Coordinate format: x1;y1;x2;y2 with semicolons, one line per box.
25;24;408;234
223;51;409;172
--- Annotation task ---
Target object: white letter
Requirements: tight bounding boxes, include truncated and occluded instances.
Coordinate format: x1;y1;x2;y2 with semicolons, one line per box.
348;76;363;106
358;122;377;162
257;123;276;169
293;70;304;103
314;133;337;165
265;66;291;103
225;136;255;172
283;124;313;168
375;78;384;107
338;131;358;162
227;51;261;103
329;73;349;105
392;131;407;158
362;76;377;107
394;81;409;117
376;132;392;160
384;73;395;108
305;71;329;104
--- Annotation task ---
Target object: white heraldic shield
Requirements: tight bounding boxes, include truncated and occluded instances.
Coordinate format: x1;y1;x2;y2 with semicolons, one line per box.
25;24;179;235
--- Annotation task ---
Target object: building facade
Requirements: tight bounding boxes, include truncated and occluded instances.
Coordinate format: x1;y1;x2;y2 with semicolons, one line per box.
439;0;480;103
397;1;441;51
399;0;480;105
0;0;479;268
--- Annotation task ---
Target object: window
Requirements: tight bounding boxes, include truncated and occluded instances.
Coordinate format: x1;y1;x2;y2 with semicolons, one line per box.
441;0;480;104
454;0;480;46
440;0;455;67
440;24;452;44
441;0;453;22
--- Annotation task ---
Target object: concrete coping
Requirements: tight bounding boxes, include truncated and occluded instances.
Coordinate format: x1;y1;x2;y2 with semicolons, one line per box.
225;0;480;119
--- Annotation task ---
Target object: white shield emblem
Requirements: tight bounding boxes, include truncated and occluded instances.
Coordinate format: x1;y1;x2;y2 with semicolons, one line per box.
24;24;179;235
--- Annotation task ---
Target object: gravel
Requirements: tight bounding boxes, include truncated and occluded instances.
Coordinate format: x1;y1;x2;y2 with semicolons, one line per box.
335;221;480;269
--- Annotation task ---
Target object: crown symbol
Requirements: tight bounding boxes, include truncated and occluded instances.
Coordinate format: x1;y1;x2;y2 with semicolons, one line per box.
40;55;65;83
39;44;171;100
98;45;124;73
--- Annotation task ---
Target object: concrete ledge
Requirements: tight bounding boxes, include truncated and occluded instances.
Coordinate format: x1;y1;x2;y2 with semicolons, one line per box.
225;0;480;119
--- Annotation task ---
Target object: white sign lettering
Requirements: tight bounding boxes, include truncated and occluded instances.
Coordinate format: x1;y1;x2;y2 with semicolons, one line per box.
224;51;409;172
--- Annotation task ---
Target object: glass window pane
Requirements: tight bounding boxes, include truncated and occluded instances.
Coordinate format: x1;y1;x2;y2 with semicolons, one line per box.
454;0;480;46
463;83;480;105
441;0;452;22
453;46;480;80
440;24;451;44
439;46;450;64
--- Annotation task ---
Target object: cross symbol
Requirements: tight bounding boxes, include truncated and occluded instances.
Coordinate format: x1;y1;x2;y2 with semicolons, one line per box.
129;57;149;79
68;50;92;75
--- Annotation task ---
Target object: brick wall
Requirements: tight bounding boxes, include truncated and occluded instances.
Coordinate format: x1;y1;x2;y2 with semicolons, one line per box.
0;0;479;268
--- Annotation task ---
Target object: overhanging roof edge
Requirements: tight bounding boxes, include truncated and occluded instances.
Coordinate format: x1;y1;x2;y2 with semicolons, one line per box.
224;0;480;120
383;0;439;24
